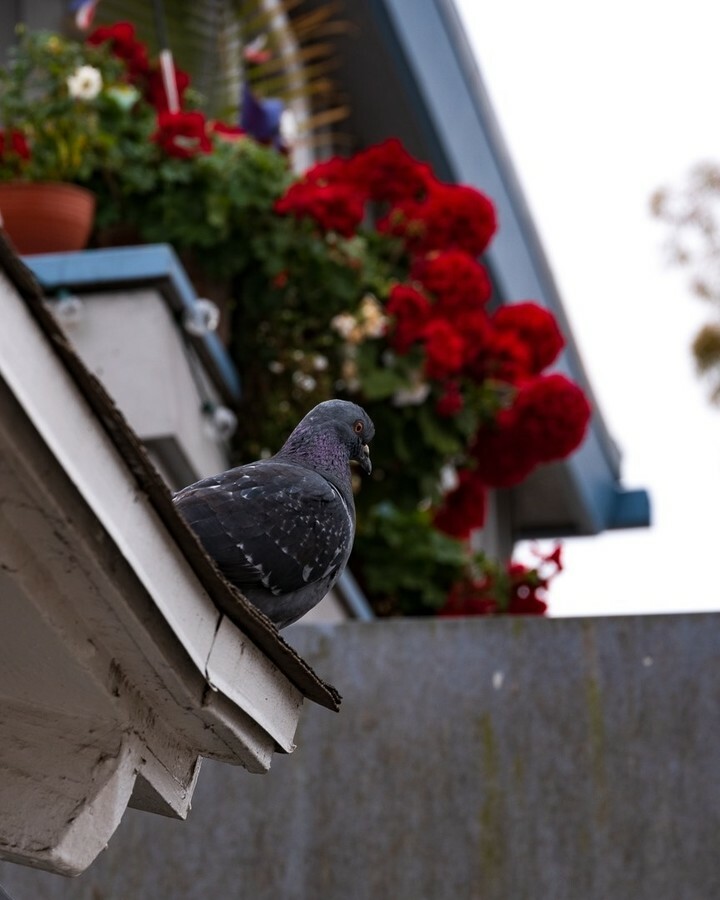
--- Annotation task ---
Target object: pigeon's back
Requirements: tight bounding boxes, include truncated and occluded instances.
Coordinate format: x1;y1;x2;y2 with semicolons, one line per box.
175;398;374;627
174;458;355;627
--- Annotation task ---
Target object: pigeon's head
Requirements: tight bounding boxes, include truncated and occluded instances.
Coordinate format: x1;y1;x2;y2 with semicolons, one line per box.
285;400;375;475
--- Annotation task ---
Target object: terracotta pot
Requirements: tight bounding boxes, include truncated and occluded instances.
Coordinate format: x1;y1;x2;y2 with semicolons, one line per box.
0;182;96;255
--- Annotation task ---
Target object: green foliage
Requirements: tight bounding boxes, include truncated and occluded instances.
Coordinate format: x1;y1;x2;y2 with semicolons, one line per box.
0;28;152;183
114;137;294;276
354;503;468;615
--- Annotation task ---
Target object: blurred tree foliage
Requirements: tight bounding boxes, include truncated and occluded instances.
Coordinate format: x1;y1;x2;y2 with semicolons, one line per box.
652;162;720;402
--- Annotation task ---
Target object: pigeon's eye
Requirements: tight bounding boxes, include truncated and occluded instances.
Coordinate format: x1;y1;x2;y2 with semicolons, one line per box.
353;420;364;434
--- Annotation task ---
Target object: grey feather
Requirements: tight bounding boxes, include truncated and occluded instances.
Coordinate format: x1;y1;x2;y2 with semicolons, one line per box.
173;400;374;628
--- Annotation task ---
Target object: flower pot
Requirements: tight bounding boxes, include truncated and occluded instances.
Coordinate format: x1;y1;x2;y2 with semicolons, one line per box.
0;182;96;255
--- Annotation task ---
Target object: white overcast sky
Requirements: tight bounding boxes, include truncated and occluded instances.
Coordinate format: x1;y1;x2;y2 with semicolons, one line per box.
453;0;720;616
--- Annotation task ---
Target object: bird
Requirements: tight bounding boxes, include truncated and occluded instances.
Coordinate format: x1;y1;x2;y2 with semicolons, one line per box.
173;399;374;628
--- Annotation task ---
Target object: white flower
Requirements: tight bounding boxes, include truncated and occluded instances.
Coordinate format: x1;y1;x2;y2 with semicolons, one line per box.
67;65;103;101
392;382;431;407
439;465;460;494
331;312;359;339
359;294;389;338
292;371;317;392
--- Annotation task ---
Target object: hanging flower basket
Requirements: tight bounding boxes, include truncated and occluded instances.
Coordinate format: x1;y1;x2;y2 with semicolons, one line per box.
0;182;96;255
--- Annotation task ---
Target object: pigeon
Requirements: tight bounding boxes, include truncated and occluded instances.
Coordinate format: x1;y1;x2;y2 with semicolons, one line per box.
173;400;374;628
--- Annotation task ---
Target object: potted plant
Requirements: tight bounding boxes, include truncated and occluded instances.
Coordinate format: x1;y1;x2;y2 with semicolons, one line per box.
0;28;138;252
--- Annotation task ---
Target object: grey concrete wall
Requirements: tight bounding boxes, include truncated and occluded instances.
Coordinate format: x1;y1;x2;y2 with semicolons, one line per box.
2;615;720;899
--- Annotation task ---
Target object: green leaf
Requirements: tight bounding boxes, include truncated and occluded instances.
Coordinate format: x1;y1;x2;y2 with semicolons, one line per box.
361;367;406;401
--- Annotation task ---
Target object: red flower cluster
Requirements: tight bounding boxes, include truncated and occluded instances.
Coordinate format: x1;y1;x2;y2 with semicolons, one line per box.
304;157;355;186
87;21;148;80
473;374;592;487
0;129;30;162
423;319;465;379
386;284;432;354
146;64;191;113
152;110;212;158
210;121;247;141
493;302;565;374
88;21;191;108
273;139;496;255
435;380;463;417
411;250;492;313
466;328;531;383
505;564;549;615
440;579;498;616
274;181;365;238
439;545;563;617
382;269;576;534
379;182;497;257
87;22;238;161
270;137;591;563
345;138;433;203
434;468;488;537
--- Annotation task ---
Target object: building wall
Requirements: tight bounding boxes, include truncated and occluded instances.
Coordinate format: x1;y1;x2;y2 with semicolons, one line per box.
2;615;718;899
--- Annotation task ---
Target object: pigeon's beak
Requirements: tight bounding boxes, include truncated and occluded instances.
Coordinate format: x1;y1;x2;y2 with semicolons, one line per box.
357;443;372;475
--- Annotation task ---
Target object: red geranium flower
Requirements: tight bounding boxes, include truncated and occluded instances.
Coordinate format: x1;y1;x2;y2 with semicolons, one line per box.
471;407;538;487
346;138;433;203
411;250;492;312
540;544;564;572
152;110;212;158
511;373;592;462
274;181;365;238
434;468;488;538
435;381;464;417
453;309;493;366
146;64;191;112
472;374;591;487
210;121;247;141
492;302;565;374
87;21;149;80
304;156;357;187
507;564;548;615
0;129;30;161
385;284;433;354
423;319;465;379
465;328;531;384
379;181;497;256
439;579;498;616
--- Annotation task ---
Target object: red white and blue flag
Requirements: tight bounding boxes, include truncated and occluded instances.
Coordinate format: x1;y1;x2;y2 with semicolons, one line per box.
70;0;101;31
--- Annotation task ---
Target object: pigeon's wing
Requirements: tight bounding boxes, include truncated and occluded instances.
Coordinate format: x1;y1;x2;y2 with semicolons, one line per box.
173;461;353;595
